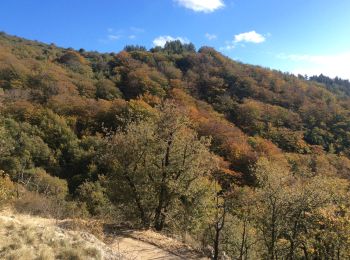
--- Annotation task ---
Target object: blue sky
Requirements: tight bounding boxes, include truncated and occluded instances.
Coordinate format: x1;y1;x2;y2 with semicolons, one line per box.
1;0;350;79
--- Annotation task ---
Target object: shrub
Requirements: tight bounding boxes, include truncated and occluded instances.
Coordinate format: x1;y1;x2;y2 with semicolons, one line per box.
76;181;112;216
0;171;15;206
95;79;122;100
14;190;89;219
21;168;68;200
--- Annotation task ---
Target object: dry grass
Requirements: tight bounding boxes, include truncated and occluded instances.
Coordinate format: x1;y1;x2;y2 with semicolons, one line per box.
57;218;105;240
0;210;121;260
13;190;88;220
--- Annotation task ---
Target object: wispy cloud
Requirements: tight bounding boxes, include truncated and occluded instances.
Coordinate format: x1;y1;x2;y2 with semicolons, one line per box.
205;33;217;40
108;34;121;41
153;35;189;47
220;40;236;51
99;27;145;43
234;31;266;43
277;52;350;79
130;27;145;33
174;0;225;13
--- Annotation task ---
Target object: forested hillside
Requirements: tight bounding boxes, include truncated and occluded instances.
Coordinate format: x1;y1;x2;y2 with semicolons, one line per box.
1;32;350;259
309;74;350;98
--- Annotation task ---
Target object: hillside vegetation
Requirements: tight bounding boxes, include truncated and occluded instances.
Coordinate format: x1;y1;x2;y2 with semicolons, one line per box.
1;32;350;259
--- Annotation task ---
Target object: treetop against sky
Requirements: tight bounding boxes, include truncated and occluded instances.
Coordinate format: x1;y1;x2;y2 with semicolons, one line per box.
1;0;350;79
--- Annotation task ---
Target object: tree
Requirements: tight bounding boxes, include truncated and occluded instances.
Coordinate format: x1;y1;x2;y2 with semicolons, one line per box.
252;158;292;259
163;40;196;54
251;157;350;259
0;123;14;159
27;71;59;103
226;187;261;260
95;79;122;100
77;180;112;216
208;184;227;260
124;45;147;52
103;101;216;230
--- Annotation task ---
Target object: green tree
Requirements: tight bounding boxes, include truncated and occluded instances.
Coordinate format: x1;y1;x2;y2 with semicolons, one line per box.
103;101;216;230
95;79;122;100
252;158;294;259
251;157;350;259
77;180;112;216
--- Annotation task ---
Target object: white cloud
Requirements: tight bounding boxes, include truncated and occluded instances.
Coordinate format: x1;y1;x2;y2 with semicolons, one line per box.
153;35;189;47
128;35;136;39
234;31;266;44
205;33;217;40
220;31;266;51
108;34;121;41
277;52;350;79
174;0;224;13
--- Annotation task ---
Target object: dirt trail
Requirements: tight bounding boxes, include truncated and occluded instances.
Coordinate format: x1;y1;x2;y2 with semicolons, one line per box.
110;229;208;259
112;237;182;259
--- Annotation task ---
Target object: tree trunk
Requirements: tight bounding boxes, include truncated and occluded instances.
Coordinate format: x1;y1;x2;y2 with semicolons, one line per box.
123;172;148;227
213;195;226;260
154;134;173;231
301;244;309;260
154;190;166;231
213;224;220;260
239;219;247;260
268;203;277;260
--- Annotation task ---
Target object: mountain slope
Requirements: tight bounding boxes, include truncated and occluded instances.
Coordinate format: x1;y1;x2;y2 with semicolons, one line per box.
1;32;350;184
1;32;350;259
